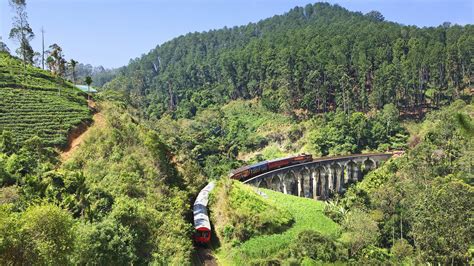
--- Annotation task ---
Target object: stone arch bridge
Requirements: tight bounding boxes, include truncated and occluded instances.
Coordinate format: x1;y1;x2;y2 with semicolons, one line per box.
243;153;393;200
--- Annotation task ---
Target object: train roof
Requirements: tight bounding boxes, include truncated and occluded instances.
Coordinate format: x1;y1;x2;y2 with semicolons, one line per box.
230;160;268;175
193;182;215;230
267;155;295;163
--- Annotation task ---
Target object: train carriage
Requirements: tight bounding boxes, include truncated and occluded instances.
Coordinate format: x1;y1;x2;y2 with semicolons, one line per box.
229;154;313;181
193;182;215;244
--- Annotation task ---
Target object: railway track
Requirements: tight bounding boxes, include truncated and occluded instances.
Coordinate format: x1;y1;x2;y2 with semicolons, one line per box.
196;247;217;266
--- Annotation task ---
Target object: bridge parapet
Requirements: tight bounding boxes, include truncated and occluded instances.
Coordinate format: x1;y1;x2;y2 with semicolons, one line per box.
243;153;393;200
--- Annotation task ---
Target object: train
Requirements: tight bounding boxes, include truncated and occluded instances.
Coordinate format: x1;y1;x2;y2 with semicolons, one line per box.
193;182;215;244
228;154;313;181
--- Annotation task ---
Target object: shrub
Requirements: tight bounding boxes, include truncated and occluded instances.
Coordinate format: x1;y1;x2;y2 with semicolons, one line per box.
391;238;413;261
291;230;338;262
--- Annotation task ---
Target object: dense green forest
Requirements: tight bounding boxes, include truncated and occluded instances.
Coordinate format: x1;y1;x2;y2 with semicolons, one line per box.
107;3;472;119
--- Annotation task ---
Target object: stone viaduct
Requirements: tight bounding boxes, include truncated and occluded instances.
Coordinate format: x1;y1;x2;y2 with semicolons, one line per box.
243;153;393;200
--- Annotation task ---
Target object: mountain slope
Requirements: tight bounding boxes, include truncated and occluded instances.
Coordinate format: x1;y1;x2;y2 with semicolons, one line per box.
0;52;91;147
106;2;472;119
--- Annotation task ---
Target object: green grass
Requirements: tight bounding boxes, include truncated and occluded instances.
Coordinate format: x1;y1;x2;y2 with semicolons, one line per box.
216;186;340;265
0;52;91;147
210;180;293;246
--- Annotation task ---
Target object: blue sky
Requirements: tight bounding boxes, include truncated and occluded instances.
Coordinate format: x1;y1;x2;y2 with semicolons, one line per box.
1;0;472;68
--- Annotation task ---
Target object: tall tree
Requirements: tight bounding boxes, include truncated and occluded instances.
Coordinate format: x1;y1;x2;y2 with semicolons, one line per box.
70;59;78;84
46;43;66;77
8;0;35;64
85;76;93;101
41;27;45;69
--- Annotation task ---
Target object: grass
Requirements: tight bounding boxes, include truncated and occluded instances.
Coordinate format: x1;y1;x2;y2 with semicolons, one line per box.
210;180;293;247
0;52;91;147
215;185;340;265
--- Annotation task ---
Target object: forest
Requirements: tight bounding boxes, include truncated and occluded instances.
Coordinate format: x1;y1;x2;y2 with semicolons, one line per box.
106;3;472;120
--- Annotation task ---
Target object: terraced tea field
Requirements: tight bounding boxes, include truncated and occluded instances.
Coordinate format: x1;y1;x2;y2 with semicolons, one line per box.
0;52;91;147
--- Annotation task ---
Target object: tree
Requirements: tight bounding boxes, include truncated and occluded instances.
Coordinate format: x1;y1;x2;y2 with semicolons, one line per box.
8;0;35;64
408;178;473;264
291;230;338;262
85;76;93;101
0;37;10;53
341;209;380;258
47;43;66;77
0;204;75;265
70;59;78;84
365;10;385;22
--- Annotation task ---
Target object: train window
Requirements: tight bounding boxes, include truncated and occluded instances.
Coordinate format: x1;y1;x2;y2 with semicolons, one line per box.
202;232;209;238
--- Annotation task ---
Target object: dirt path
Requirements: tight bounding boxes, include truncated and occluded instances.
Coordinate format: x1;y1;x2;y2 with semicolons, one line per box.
60;102;105;161
196;247;218;266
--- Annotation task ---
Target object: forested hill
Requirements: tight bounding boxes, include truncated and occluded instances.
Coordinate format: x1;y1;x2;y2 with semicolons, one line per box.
106;2;472;119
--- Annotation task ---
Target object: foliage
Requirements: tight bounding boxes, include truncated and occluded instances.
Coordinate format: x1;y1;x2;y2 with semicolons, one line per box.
407;177;473;263
340;209;380;257
62;102;194;264
108;3;472;120
214;186;340;264
46;43;67;77
0;204;75;265
8;0;35;64
334;100;474;264
302;104;407;156
210;179;293;244
0;53;91;147
0;101;196;264
289;230;338;262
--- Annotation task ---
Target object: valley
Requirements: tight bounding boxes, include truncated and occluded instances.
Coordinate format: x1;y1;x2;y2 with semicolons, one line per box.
0;1;472;265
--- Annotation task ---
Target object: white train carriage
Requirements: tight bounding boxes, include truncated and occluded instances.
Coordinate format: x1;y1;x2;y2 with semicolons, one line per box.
193;182;215;244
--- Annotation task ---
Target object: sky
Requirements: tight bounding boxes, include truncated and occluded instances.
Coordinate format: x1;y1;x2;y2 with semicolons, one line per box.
1;0;473;68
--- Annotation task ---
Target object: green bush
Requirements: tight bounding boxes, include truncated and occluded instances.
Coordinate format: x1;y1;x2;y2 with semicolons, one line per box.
0;204;75;265
290;230;338;262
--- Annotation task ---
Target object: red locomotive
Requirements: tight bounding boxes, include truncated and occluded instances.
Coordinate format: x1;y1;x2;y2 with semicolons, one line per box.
229;154;313;181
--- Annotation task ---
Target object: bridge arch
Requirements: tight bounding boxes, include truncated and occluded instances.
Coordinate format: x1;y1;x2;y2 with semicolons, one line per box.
300;167;312;198
283;171;298;196
329;163;343;193
344;160;359;183
362;158;376;174
312;165;328;199
258;178;271;189
270;175;284;193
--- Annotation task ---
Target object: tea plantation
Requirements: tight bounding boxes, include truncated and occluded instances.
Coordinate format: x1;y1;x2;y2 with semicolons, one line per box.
0;52;91;147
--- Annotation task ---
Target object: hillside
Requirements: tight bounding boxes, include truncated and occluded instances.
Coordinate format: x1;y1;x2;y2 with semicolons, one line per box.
0;1;472;265
107;2;472;119
0;52;91;147
209;180;340;265
0;99;202;265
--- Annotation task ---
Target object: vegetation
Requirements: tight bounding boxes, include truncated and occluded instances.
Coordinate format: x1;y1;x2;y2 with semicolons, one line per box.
8;0;35;64
0;52;91;147
107;3;472;120
0;1;472;264
212;185;340;265
151;99;406;183
329;100;474;264
0;100;202;264
210;179;293;245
